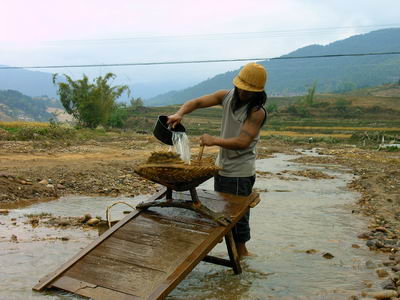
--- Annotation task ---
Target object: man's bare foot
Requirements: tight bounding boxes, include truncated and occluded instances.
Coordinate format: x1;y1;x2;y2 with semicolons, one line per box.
236;243;254;259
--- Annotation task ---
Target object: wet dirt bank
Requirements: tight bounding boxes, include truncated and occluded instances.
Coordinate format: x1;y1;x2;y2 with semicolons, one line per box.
0;149;391;299
1;135;399;298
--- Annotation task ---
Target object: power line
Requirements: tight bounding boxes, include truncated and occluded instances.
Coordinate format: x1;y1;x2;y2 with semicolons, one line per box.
1;51;400;70
33;24;400;44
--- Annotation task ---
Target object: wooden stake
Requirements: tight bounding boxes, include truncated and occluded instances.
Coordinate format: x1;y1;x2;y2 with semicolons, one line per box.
198;145;205;162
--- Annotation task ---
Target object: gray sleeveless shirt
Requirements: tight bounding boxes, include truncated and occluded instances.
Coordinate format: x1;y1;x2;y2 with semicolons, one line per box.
216;89;260;177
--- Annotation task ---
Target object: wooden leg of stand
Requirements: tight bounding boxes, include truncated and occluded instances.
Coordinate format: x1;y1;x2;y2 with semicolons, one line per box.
190;188;201;207
166;188;173;200
225;230;242;274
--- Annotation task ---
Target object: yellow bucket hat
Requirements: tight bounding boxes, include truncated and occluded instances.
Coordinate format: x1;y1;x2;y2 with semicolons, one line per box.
233;62;267;92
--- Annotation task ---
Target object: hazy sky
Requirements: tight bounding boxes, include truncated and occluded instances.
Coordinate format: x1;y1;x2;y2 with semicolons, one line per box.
1;0;400;97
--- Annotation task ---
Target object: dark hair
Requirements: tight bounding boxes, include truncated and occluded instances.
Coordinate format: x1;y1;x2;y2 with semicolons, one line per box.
232;87;268;127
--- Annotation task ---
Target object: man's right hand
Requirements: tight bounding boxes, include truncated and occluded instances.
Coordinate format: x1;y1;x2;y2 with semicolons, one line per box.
167;113;183;128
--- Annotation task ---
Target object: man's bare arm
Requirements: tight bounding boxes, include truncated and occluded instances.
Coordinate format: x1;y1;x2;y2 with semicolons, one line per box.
201;108;265;150
167;90;228;128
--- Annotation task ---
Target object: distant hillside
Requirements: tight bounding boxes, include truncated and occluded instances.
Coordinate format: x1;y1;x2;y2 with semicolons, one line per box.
0;67;57;97
147;28;400;106
345;83;400;98
0;89;64;121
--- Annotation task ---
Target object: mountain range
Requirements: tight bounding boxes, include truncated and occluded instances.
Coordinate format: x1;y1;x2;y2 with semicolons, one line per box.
0;89;63;122
146;28;400;106
0;28;399;111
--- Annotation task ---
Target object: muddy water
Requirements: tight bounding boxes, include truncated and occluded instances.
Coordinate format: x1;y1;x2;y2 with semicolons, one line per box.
0;149;386;299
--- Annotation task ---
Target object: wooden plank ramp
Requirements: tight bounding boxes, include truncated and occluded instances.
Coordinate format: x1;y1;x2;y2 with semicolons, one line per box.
33;188;259;300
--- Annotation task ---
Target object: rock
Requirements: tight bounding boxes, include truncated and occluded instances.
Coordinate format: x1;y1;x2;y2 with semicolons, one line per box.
366;260;377;269
383;261;397;266
393;266;400;272
322;252;334;259
376;269;390;278
381;278;396;290
358;232;371;239
60;236;70;241
362;290;398;299
10;234;18;242
352;244;361;248
38;179;49;185
362;280;374;288
375;227;390;233
56;184;66;189
367;240;377;249
306;249;318;254
87;218;100;226
29;218;39;227
80;214;92;223
58;218;70;226
375;240;385;248
0;209;9;215
372;232;386;239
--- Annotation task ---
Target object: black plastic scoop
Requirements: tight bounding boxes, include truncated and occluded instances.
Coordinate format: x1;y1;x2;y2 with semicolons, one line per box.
153;115;186;145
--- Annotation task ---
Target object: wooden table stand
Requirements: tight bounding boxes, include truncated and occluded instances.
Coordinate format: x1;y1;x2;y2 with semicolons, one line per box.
136;187;231;226
33;189;259;300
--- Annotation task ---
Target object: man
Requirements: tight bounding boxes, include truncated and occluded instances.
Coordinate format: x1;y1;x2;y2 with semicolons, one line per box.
167;62;267;258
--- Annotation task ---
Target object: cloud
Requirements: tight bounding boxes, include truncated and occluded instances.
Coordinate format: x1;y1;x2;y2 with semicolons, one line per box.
1;0;399;97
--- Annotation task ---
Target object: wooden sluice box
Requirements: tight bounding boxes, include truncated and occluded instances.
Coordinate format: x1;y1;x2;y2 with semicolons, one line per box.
33;188;260;300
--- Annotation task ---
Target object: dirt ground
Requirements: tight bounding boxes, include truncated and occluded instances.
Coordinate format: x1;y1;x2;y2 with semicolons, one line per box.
0;135;399;241
0;134;221;208
1;134;400;297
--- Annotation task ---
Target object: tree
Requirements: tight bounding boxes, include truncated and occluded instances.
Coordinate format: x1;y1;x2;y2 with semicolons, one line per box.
107;103;128;128
266;103;278;113
130;97;144;109
52;73;130;128
299;83;316;106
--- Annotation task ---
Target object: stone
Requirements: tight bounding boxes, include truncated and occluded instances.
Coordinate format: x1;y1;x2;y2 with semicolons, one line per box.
0;209;9;215
383;261;397;266
375;226;390;233
58;219;70;226
87;218;100;226
38;179;48;185
362;280;374;288
80;214;92;223
358;232;371;239
322;252;334;259
306;249;318;254
376;269;390;278
362;290;398;299
392;266;400;272
381;278;396;290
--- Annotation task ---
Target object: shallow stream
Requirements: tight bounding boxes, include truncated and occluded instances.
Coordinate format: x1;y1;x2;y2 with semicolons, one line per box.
0;149;386;299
